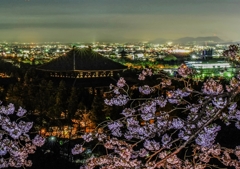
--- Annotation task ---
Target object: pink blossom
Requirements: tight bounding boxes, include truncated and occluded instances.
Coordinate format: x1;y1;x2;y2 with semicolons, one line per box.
0;102;45;168
71;144;85;155
202;78;224;95
138;68;153;80
171;118;184;129
160;78;172;88
143;139;160;151
138;148;149;157
104;94;129;106
16;107;27;117
121;108;135;117
195;124;221;148
71;50;240;169
138;73;146;80
117;77;126;88
82;133;94;142
161;133;171;147
139;85;155;95
177;64;193;77
32;135;45;147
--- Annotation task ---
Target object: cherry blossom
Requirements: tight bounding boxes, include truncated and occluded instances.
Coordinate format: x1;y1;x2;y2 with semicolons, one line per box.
71;144;85;155
104;94;129;106
195;124;221;148
223;44;239;60
177;63;193;77
0;102;45;168
139;85;155;95
116;77;126;88
121;108;135;117
143;139;160;151
72;45;240;169
202;78;224;95
138;68;153;80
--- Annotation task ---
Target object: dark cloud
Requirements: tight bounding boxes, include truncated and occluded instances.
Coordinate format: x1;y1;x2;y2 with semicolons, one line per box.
0;20;127;30
0;0;240;42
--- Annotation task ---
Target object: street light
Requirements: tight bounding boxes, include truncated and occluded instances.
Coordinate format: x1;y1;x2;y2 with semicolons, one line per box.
49;136;56;142
40;128;46;136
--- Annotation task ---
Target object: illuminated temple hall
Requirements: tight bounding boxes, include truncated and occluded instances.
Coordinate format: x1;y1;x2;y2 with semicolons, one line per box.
36;47;128;136
184;60;236;78
37;47;127;87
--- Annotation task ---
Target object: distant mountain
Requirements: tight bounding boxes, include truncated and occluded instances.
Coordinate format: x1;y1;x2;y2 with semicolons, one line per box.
149;38;168;44
149;36;224;45
217;41;238;45
233;41;240;44
174;36;224;44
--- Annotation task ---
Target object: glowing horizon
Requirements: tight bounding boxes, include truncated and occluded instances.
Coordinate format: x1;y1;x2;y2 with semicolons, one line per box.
0;0;240;43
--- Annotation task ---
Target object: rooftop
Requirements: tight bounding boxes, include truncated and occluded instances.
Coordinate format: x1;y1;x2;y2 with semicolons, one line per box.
37;47;127;72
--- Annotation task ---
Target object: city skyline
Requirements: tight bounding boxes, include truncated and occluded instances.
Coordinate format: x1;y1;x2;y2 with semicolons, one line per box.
1;0;240;43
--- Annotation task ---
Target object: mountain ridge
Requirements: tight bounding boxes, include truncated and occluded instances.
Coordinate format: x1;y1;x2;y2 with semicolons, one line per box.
150;36;224;44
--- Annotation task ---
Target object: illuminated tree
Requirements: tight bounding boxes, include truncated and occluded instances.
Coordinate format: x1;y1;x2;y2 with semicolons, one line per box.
71;45;240;169
163;54;177;62
223;44;240;62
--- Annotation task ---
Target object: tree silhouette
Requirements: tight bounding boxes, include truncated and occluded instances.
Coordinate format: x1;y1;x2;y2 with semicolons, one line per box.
54;80;68;119
67;87;79;120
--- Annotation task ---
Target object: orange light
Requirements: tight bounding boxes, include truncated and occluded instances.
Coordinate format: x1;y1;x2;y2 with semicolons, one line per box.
149;119;155;124
41;129;46;134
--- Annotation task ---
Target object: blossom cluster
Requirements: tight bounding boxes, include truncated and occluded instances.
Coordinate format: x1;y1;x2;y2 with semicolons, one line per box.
192;144;240;168
71;144;85;155
104;77;130;106
0;102;45;168
138;68;153;80
167;89;190;104
195;124;221;147
139;85;155;95
177;63;193;77
202;78;224;95
104;94;129;106
160;78;172;88
223;44;239;60
72;53;240;169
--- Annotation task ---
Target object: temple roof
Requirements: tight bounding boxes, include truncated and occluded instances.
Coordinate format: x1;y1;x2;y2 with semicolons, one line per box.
37;48;127;72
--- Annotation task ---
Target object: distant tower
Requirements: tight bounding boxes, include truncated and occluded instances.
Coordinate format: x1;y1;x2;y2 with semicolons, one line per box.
120;47;127;58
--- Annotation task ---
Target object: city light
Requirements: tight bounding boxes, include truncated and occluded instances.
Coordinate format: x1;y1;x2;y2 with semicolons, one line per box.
49;136;56;142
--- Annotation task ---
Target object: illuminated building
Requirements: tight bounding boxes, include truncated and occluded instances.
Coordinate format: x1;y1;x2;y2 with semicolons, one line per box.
185;60;236;78
185;61;231;69
37;47;127;81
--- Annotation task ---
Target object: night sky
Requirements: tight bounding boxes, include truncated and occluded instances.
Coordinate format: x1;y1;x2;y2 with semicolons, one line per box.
1;0;240;43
